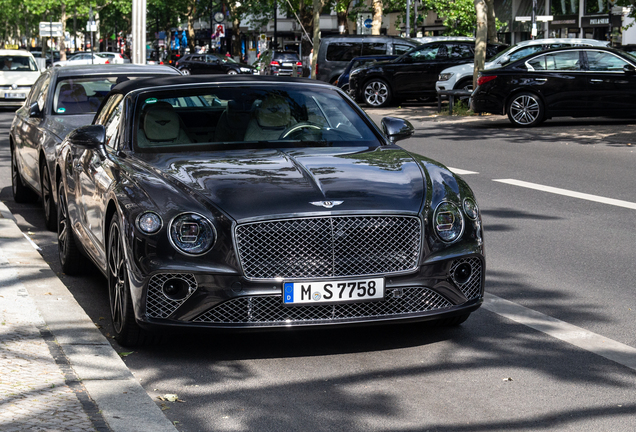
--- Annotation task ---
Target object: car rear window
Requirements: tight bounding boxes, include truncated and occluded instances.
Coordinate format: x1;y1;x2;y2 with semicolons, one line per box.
133;84;382;152
274;53;300;61
326;43;362;62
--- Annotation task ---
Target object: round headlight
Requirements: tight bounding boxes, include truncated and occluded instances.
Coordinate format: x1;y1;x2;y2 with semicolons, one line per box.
433;201;464;243
168;213;216;256
463;198;479;220
136;212;162;234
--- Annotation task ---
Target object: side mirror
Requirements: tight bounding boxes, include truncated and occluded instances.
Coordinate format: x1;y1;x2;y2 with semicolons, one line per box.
29;102;42;118
624;64;636;75
66;125;106;150
381;117;414;143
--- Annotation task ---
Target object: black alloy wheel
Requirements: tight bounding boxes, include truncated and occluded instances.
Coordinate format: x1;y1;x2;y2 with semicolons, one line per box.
41;162;57;231
363;79;392;108
180;67;191;75
57;183;85;275
11;147;37;203
108;215;155;347
507;92;545;127
455;78;474;92
227;69;238;75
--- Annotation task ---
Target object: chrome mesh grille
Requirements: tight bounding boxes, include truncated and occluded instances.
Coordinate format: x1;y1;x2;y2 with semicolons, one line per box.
235;215;422;280
146;273;197;319
450;257;483;300
193;287;452;325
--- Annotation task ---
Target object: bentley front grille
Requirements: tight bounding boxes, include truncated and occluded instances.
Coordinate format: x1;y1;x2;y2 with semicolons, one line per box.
450;257;483;300
193;287;452;325
235;215;422;280
145;273;197;319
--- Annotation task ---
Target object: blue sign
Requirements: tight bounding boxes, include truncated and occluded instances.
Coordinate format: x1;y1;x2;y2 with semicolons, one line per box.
364;18;373;29
284;283;294;303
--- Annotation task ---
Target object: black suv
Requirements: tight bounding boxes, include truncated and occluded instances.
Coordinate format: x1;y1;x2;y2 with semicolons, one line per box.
349;39;507;107
254;50;303;77
175;53;255;75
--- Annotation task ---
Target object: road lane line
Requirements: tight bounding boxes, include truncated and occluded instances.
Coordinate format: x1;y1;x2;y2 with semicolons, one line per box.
449;167;479;175
493;179;636;210
483;293;636;371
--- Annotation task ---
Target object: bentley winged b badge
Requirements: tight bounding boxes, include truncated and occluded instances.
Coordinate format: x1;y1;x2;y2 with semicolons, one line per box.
310;201;344;209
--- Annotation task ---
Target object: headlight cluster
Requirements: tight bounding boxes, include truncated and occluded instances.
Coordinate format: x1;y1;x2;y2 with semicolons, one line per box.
137;212;162;234
438;72;453;81
169;213;216;255
240;67;252;73
433;198;480;243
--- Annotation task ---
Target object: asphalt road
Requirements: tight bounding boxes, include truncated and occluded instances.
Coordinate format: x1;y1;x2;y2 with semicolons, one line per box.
2;105;636;432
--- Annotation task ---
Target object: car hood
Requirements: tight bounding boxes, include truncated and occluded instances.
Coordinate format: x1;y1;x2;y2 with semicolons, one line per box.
46;114;96;141
137;146;425;221
0;71;40;86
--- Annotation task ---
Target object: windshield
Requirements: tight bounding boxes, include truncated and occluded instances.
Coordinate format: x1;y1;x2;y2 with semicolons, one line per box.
53;75;162;115
134;85;381;153
0;55;38;71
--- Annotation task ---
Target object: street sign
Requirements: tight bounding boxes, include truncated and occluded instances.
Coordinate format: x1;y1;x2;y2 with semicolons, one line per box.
86;21;97;32
536;15;554;21
39;22;63;37
515;16;531;22
515;15;553;22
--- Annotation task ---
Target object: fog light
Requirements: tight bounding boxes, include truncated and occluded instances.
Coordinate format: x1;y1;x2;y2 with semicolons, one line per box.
162;278;189;301
453;263;472;285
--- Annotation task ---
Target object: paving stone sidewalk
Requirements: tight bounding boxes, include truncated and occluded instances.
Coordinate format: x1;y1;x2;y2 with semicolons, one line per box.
0;202;178;432
0;220;107;431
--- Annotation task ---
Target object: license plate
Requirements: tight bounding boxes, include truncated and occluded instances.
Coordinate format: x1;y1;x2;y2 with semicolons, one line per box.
4;92;25;99
282;62;293;67
283;278;384;304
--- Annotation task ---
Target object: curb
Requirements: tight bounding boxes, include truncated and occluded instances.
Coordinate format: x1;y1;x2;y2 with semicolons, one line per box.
0;200;178;432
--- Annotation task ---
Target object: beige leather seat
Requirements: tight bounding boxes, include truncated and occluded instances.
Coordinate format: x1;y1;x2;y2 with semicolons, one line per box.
244;94;295;141
137;102;191;148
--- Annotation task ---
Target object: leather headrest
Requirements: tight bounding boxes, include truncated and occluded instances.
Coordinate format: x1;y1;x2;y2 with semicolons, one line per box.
143;102;179;141
256;95;290;128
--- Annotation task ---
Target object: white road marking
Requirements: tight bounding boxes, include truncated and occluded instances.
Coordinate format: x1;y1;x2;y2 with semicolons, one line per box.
449;167;479;175
493;179;636;210
483;293;636;371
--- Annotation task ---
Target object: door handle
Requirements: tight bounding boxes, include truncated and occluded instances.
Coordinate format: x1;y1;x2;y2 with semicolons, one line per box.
534;78;547;82
590;79;603;82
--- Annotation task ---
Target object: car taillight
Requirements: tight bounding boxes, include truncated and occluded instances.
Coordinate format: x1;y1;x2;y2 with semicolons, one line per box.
271;60;280;66
105;60;110;64
159;61;164;65
296;61;302;66
477;75;497;86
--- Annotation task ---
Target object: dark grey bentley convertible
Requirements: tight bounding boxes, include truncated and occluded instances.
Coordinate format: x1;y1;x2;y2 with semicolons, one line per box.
56;75;485;346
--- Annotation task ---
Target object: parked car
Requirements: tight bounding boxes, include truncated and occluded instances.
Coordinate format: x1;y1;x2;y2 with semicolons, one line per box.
0;49;41;107
54;52;111;67
98;52;130;64
436;38;610;93
54;75;485;346
253;50;302;77
335;55;398;92
349;39;507;107
9;64;182;230
317;35;420;84
470;46;636;127
175;53;255;75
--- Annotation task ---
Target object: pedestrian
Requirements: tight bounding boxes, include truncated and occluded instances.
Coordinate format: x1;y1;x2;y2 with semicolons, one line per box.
308;48;313;78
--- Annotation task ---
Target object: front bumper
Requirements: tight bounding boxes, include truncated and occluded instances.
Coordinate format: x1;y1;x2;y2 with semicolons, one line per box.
132;254;485;330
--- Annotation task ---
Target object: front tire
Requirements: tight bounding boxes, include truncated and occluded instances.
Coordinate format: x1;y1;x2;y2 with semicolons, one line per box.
108;215;156;347
227;69;238;75
180;68;191;75
363;79;391;108
11;147;37;203
41;162;56;231
57;183;86;275
507;92;545;127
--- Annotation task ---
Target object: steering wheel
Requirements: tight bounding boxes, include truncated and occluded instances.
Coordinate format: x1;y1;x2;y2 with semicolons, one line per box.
279;122;323;139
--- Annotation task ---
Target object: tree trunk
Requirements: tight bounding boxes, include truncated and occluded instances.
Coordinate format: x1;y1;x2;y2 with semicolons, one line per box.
187;3;196;54
473;0;487;89
337;12;348;34
485;0;497;43
371;0;382;35
60;3;67;61
311;0;322;79
232;16;241;57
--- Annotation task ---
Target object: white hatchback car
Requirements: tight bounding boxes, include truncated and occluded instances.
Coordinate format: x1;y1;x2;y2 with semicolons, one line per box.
435;38;610;92
53;52;110;67
0;50;41;107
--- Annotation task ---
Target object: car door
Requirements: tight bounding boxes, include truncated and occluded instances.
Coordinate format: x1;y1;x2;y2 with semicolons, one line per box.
583;49;636;114
205;55;225;73
524;50;588;115
75;96;123;262
21;73;53;190
387;43;446;96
